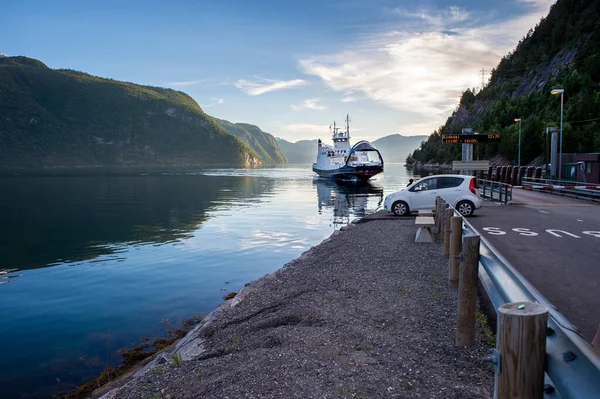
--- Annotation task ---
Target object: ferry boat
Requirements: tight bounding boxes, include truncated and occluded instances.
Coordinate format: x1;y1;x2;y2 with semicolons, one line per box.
312;115;384;181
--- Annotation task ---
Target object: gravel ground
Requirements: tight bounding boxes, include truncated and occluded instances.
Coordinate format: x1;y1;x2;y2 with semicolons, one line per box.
109;211;494;399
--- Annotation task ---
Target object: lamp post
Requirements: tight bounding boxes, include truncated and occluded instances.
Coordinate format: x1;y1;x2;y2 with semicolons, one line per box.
551;89;564;180
514;118;522;170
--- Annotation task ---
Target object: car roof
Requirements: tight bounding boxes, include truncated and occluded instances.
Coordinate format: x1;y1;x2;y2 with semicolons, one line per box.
421;174;471;178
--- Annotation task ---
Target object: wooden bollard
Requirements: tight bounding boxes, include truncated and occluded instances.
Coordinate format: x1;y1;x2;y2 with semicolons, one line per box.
497;302;548;399
443;208;453;257
438;202;448;242
435;197;442;233
456;234;480;346
448;216;462;288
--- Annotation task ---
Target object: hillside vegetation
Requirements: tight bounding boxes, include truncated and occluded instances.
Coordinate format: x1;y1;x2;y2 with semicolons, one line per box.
409;0;600;166
0;56;260;168
214;118;286;164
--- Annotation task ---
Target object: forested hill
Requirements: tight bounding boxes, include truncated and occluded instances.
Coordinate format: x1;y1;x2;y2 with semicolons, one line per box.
0;56;260;168
408;0;600;166
213;118;286;164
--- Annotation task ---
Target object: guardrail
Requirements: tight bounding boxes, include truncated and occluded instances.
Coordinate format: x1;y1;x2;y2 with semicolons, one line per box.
477;178;512;205
520;177;600;202
434;198;600;398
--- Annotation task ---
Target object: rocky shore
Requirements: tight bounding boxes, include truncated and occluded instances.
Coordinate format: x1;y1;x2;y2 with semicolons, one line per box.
98;211;494;399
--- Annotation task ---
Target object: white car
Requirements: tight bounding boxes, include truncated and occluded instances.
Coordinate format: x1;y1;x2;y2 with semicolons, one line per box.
384;174;482;216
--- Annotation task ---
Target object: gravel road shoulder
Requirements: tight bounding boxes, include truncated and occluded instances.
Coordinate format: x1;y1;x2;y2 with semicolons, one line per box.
105;211;494;398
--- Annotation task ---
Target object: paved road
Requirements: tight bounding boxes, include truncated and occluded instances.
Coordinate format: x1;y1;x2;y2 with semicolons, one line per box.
467;189;600;341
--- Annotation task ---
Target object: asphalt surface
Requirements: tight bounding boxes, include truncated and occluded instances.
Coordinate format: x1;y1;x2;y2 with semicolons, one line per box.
467;189;600;340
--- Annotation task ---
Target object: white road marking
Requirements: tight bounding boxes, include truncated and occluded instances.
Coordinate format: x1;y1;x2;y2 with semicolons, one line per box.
481;227;599;238
545;229;580;238
577;219;584;222
539;210;550;214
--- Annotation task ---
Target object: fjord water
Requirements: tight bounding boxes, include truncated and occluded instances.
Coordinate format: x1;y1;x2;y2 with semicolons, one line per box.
0;164;419;398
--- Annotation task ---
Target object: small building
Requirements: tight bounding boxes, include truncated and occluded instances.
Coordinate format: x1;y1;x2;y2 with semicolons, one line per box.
562;153;600;183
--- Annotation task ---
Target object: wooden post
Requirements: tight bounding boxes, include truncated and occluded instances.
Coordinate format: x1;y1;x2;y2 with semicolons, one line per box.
456;234;480;346
448;216;462;288
497;302;548;399
443;208;453;257
439;202;448;242
434;197;441;234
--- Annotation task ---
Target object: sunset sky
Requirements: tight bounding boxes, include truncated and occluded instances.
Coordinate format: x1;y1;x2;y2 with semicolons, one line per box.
2;0;555;142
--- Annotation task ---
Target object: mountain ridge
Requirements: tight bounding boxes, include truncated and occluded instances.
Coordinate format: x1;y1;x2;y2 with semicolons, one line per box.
409;0;600;166
0;56;261;168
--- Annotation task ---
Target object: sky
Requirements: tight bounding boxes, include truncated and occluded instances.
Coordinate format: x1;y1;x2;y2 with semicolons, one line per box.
1;0;555;142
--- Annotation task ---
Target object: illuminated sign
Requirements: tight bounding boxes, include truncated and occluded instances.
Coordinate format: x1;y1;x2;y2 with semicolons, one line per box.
442;134;501;144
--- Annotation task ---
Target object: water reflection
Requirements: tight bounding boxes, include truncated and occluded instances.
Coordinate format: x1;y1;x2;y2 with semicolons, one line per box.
0;173;276;273
313;178;384;227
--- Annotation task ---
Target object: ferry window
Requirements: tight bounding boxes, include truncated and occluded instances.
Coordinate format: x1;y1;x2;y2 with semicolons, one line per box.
438;177;463;188
411;178;437;191
366;151;381;162
586;162;591;174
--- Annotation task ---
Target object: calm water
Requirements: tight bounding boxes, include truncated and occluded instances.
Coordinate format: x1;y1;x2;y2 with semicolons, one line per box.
0;164;420;398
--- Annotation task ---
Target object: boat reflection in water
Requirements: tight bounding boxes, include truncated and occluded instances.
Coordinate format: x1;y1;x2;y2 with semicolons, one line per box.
313;178;384;228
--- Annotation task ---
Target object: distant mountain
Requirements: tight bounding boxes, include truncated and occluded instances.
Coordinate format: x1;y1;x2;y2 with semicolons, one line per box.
372;134;428;163
276;134;426;164
214;118;286;164
275;138;318;164
0;56;260;168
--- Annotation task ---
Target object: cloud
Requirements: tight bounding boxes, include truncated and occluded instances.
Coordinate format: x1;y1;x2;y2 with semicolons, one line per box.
235;78;308;95
291;98;326;111
203;98;225;107
341;96;356;103
165;79;210;87
282;124;330;134
299;4;553;131
392;6;470;29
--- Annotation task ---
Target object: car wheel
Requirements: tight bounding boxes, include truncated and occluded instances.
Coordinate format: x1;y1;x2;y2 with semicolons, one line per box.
456;200;474;216
392;201;410;216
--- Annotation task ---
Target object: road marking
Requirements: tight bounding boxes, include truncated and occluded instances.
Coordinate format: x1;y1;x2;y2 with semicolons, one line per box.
577;219;584;222
481;227;600;238
546;229;580;238
511;203;596;207
512;228;538;236
538;210;550;214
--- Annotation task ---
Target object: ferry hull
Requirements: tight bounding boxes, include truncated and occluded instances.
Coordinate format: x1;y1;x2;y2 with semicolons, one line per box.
312;164;383;181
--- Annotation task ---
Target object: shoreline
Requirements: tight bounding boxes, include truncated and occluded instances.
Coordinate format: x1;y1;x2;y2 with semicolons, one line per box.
94;211;494;398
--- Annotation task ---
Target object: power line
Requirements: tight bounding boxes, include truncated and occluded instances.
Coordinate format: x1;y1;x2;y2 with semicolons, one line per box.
566;116;600;124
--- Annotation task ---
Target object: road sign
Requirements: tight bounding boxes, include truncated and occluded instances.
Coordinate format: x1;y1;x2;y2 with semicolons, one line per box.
443;133;501;144
452;160;490;170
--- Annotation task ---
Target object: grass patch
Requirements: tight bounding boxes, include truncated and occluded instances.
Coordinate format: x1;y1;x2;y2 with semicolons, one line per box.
172;352;183;367
476;310;496;346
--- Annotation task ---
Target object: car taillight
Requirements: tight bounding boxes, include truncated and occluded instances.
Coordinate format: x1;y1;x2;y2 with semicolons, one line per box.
469;178;476;195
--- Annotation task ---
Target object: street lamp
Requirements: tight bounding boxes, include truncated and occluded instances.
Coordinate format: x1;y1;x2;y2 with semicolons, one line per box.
514;118;522;170
551;89;564;180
